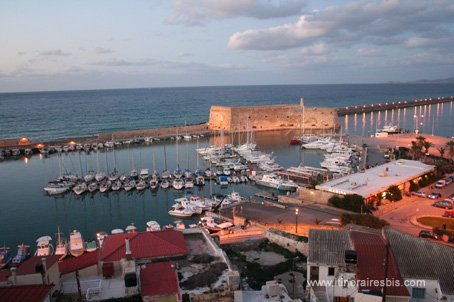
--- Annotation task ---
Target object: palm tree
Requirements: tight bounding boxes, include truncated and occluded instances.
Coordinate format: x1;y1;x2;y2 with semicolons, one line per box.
422;141;433;156
410;141;422;160
416;136;426;149
446;140;454;163
438;147;445;159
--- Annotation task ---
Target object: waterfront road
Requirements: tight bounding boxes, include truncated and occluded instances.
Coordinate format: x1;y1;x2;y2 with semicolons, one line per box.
218;201;341;226
380;176;454;237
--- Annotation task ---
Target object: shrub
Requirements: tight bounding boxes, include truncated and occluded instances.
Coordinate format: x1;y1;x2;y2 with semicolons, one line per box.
387;185;402;201
341;213;389;229
409;180;419;192
328;194;365;213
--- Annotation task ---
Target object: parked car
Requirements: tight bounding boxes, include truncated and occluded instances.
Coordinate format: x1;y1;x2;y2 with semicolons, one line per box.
450;193;454;201
435;180;446;189
443;210;454;218
444;177;453;185
418;230;438;240
411;191;426;198
427;192;442;199
432;200;453;209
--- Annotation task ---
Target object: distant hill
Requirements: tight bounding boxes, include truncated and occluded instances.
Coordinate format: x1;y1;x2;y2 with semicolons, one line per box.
409;77;454;84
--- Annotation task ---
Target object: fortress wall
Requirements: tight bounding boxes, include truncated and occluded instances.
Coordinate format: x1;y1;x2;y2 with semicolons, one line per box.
208;104;339;132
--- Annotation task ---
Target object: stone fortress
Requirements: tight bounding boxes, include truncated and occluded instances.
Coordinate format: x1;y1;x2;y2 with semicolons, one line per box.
208;98;339;133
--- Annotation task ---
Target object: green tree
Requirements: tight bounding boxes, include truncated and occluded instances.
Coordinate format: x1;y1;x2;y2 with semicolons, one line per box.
328;194;365;213
410;141;422;160
387;185;402;201
446;140;454;163
422;141;433;156
438;147;446;159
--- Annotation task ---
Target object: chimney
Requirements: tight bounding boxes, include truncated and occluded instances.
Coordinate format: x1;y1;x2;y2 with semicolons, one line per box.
125;239;132;260
10;267;17;285
41;257;49;285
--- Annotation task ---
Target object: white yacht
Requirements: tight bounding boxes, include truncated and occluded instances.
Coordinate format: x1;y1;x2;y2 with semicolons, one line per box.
168;204;195;218
146;221;161;232
255;174;299;191
69;230;85;257
35;236;54;256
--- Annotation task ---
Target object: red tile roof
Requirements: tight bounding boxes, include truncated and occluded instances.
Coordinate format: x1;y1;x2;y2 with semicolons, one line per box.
16;255;60;276
100;229;187;262
58;251;99;275
0;284;54;302
350;231;409;297
140;261;180;298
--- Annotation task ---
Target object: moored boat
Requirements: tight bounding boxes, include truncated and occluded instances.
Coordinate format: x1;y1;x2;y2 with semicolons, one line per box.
35;236;54;256
69;230;85;257
11;244;30;266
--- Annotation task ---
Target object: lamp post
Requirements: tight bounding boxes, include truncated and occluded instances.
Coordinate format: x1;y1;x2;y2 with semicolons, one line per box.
295;208;299;234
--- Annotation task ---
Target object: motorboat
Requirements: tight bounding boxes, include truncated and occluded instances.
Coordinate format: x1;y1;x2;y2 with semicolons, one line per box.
35;236;54;256
55;227;67;257
255;174;299;191
223;168;231;176
69;230;85;257
125;223;137;233
168;204;195;218
0;246;12;269
146;221;161;232
172;178;184;190
11;244;30;266
227;191;242;202
111;229;124;234
73;182;87;195
136;180;147;191
175;195;211;211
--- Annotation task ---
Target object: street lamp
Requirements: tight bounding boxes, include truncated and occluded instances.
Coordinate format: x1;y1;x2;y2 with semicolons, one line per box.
295;208;299;233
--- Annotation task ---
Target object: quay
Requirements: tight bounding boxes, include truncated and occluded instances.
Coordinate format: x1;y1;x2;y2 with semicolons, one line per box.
337;95;453;115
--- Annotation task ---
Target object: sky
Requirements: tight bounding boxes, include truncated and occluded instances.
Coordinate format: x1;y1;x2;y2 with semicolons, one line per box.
0;0;453;92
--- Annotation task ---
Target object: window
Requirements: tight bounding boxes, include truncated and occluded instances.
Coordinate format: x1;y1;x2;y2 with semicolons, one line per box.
328;267;335;276
412;287;426;299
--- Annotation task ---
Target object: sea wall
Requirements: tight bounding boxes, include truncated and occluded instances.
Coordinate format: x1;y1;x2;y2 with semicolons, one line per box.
208;102;339;132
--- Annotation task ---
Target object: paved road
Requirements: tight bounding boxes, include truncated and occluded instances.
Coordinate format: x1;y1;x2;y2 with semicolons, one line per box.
219;201;340;226
381;177;454;236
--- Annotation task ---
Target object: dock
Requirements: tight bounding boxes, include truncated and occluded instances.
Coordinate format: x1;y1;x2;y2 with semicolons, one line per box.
337;96;453;115
254;192;278;201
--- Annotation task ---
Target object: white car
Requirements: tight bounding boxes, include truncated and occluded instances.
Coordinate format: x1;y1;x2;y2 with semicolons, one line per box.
435;180;446;189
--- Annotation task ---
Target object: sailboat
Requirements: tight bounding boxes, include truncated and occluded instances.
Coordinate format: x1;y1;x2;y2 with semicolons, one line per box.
174;130;183;179
73;182;87;195
162;144;171;179
55;227;68;257
69;230;85;257
130;148;138;178
95;150;106;182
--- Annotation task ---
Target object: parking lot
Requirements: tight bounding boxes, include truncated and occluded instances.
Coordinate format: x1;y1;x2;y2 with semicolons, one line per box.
381;174;454;237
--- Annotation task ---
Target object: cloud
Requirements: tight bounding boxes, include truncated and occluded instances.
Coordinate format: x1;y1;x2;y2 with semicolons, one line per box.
166;0;308;26
300;43;330;56
228;0;454;50
17;51;27;56
177;52;194;58
356;48;384;57
404;37;432;48
38;49;71;56
95;47;115;54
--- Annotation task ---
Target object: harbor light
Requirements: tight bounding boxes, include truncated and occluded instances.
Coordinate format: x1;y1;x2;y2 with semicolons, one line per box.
295;208;299;234
18;137;31;145
36;143;44;148
68;141;77;145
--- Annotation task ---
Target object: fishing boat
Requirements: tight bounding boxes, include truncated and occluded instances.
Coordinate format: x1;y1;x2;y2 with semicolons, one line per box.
55;227;68;257
11;244;30;266
146;221;161;232
69;230;85;257
73;182;87;195
0;246;13;269
35;236;54;256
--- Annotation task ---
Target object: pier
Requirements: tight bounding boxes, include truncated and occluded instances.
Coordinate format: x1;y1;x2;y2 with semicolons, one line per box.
337;96;453;115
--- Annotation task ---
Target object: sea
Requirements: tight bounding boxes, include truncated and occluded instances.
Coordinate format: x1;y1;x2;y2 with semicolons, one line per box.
0;83;454;253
